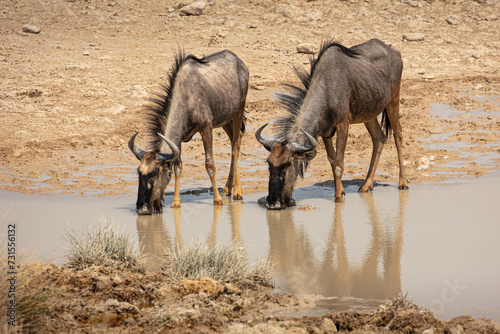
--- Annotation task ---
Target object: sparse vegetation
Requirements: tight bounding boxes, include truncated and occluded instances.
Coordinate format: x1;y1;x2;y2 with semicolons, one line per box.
377;292;422;315
162;241;273;285
63;220;143;271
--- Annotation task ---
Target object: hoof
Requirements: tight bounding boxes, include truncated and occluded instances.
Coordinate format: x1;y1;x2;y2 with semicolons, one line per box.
222;186;232;196
358;185;373;193
399;184;409;190
233;193;243;200
171;201;181;208
334;196;343;203
214;199;223;206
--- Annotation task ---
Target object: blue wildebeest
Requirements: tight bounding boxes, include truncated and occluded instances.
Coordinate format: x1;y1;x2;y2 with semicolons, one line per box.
129;49;249;215
256;39;408;209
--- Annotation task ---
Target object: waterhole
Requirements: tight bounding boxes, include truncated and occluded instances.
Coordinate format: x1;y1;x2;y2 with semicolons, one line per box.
1;171;499;321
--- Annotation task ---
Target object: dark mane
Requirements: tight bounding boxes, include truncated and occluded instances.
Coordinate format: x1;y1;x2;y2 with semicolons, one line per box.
274;39;358;141
146;50;207;151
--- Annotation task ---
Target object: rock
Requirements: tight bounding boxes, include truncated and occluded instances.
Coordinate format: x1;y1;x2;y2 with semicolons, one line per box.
131;85;148;98
403;33;425;42
416;156;431;170
320;318;337;332
407;0;423;8
22;24;41;34
251;84;265;91
103;104;125;115
93;275;112;292
296;43;317;54
105;299;139;314
110;274;124;286
65;64;89;71
485;14;497;21
179;1;207;16
83;50;90;56
445;15;458;25
276;4;306;22
448;325;464;334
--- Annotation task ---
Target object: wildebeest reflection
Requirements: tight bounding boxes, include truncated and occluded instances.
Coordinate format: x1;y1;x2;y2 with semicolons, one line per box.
257;39;408;209
136;202;244;268
266;190;407;300
129;49;249;215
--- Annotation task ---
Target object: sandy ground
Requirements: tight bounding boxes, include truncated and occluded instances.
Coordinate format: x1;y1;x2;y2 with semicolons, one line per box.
0;0;499;198
1;0;500;332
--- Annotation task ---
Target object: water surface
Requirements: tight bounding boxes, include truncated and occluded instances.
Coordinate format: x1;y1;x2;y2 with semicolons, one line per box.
1;172;499;321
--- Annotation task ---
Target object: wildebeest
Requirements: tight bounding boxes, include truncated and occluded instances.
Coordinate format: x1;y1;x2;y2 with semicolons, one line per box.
256;38;408;209
129;49;249;215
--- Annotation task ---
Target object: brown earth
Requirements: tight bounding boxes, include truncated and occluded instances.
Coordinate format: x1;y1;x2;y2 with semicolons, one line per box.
5;262;499;333
1;0;500;332
0;0;499;197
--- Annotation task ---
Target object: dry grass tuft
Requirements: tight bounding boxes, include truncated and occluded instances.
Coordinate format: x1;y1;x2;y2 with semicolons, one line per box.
63;219;143;271
162;241;272;285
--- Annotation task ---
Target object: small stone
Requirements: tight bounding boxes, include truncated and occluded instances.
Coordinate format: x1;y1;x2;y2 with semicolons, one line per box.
83;51;90;56
403;33;425;42
251;84;265;91
179;1;207;16
416;156;431;170
422;74;435;80
103;104;126;115
65;64;89;71
276;4;305;21
93;276;112;292
485;14;497;21
131;85;148;98
296;43;317;54
105;299;139;314
445;15;458;25
22;24;41;34
407;0;422;7
320;318;337;332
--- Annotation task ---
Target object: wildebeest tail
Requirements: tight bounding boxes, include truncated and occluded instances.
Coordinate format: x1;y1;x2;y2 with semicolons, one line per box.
240;110;247;134
380;108;392;137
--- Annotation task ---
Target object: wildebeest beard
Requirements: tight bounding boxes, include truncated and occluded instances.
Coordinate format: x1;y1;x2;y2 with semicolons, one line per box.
266;157;306;210
135;155;173;215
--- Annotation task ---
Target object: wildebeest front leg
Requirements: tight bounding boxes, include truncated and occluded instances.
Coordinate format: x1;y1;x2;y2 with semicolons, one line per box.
322;135;337;180
333;123;349;203
359;118;387;192
201;129;223;205
171;162;182;208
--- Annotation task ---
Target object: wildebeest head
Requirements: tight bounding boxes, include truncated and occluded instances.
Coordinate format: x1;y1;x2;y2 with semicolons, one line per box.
256;124;317;210
128;132;179;215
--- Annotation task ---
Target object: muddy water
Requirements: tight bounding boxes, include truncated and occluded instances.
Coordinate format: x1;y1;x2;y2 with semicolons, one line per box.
1;172;499;321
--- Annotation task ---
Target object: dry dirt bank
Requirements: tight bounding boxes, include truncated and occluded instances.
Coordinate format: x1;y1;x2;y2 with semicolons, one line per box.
0;0;499;196
3;263;498;333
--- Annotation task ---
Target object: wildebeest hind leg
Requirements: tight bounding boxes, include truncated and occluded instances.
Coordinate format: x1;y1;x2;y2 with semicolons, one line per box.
359;118;387;193
222;123;234;196
201;129;223;205
222;113;244;200
386;92;409;189
333;123;349;202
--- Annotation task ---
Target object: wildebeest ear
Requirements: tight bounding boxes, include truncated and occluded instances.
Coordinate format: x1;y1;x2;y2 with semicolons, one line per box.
294;150;316;162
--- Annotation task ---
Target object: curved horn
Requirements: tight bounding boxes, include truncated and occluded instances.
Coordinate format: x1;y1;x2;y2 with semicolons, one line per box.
288;129;318;153
255;123;278;152
128;132;147;161
156;133;180;162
